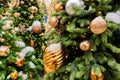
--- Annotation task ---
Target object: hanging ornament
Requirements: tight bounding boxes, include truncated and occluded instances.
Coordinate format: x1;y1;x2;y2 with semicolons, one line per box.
32;21;42;34
0;38;5;42
30;39;34;47
90;71;104;80
55;2;64;11
49;16;59;28
79;40;90;51
90;16;106;34
13;12;20;18
28;14;34;19
65;0;84;15
98;74;104;80
0;46;10;57
15;58;25;67
90;71;97;80
32;25;42;34
7;0;20;9
29;6;38;14
43;43;65;73
20;0;25;5
105;11;120;24
10;71;18;80
10;20;14;25
40;45;46;51
2;24;11;30
30;0;34;2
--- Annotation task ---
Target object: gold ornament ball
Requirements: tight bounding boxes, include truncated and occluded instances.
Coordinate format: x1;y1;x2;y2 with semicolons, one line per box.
0;38;5;42
0;46;10;57
41;46;46;51
29;6;38;14
20;1;25;5
49;16;58;28
79;40;90;51
32;26;42;34
30;0;34;2
13;12;20;18
10;71;18;80
15;58;25;67
90;16;106;34
55;3;63;11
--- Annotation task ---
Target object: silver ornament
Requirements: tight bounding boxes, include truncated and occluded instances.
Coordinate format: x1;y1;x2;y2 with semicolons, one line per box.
65;0;84;15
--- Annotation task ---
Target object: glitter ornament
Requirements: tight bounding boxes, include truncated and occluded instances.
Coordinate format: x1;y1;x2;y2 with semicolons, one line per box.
28;14;34;19
90;16;106;34
15;58;25;67
32;26;42;34
55;3;63;11
90;71;104;80
29;6;38;14
13;12;20;18
65;0;84;15
49;16;58;28
20;1;25;5
10;71;18;80
2;24;11;30
43;43;65;73
32;21;42;34
0;46;10;57
79;40;90;51
0;38;5;42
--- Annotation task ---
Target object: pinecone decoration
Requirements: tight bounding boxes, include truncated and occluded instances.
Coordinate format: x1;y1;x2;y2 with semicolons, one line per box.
43;43;65;73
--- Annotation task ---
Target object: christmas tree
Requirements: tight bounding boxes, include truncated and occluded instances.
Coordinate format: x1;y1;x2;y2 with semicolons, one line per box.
44;0;120;80
0;0;45;80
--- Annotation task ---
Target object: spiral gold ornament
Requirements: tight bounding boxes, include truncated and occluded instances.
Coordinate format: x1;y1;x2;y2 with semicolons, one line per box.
43;43;65;73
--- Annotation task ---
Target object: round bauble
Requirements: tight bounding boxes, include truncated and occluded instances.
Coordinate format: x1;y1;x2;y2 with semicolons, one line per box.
13;12;20;18
41;46;46;51
65;0;84;15
32;21;41;27
20;1;25;5
30;0;34;2
0;38;5;42
32;26;42;34
49;16;58;28
29;6;38;14
0;46;10;57
90;16;106;34
55;3;63;11
79;40;90;51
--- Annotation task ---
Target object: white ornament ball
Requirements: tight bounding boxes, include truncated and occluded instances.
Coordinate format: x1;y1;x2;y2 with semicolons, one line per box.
32;21;41;27
105;11;120;24
65;0;84;15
